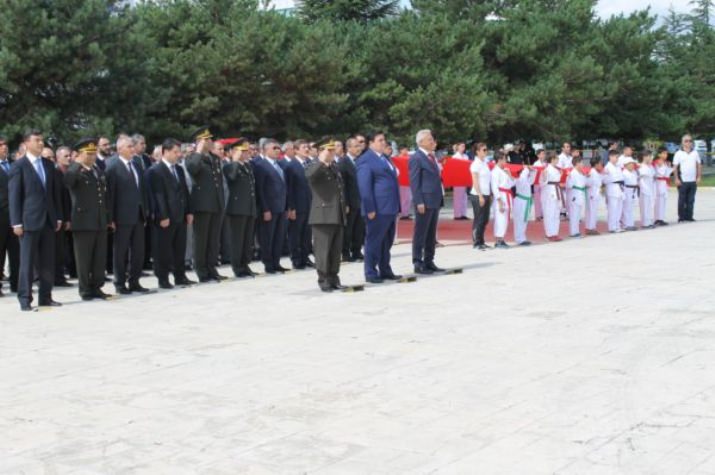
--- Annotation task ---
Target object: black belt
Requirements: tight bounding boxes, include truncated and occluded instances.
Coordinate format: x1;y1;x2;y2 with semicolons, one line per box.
547;181;563;201
625;184;640;197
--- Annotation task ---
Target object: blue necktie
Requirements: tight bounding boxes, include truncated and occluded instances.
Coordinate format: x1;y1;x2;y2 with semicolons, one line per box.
34;159;46;188
0;161;9;173
273;161;284;182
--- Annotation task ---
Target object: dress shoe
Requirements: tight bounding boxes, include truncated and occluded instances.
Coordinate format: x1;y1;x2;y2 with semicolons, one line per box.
342;254;352;262
319;285;334;292
81;295;95;301
425;262;445;272
115;285;132;295
158;280;174;290
264;268;277;275
518;241;532;246
304;260;315;268
494;241;510;248
293;264;306;270
414;265;434;275
242;267;257;277
366;277;384;284
330;282;347;290
94;290;113;300
54;280;73;287
353;252;364;261
38;300;62;307
128;283;151;293
175;278;197;286
211;273;228;281
199;277;216;283
381;274;402;280
20;303;35;312
275;266;290;273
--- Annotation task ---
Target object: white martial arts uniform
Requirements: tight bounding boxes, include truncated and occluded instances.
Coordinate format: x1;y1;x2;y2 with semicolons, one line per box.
585;168;603;231
622;168;639;229
638;163;655;227
566;168;587;236
532;159;546;219
491;165;514;240
512;167;536;244
557;153;572;211
655;163;672;222
540;164;563;237
603;161;624;232
451;152;469;218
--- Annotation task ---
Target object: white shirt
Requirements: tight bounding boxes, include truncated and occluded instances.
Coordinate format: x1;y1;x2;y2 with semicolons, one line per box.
119;155;139;187
587;169;603;198
673;149;700;182
566;169;587;203
638;164;655;196
557;153;572;169
603;161;625;197
469;158;491;196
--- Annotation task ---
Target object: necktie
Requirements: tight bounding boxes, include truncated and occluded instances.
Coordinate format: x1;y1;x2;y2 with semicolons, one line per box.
34;159;46;188
127;161;138;188
171;164;180;182
273;161;284;181
0;161;9;173
428;153;438;169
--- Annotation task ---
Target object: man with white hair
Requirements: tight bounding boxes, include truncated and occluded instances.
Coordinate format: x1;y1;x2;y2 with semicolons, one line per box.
409;130;444;274
673;134;702;222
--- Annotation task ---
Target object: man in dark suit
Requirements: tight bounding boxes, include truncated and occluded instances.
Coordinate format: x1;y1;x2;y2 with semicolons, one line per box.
147;138;196;289
356;132;402;284
285;139;313;269
64;139;113;301
43;146;73;287
8;130;64;310
106;134;150;294
338;137;364;262
0;134;20;297
132;134;154;271
306;139;347;292
253;138;288;274
185;127;227;282
409;129;445;274
223;138;257;278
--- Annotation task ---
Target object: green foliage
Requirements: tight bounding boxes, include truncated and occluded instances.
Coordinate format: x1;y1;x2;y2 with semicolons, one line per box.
1;0;714;147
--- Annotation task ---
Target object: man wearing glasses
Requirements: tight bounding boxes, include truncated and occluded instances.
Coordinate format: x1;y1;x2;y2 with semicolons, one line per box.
673;134;702;223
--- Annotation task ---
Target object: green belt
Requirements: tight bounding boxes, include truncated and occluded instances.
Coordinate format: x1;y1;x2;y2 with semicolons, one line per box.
515;193;532;223
573;185;587;200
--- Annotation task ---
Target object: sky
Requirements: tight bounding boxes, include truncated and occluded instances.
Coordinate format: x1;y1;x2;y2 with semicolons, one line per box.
269;0;693;20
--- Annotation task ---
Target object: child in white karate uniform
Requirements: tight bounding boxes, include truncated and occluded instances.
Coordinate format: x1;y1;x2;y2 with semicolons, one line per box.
622;157;639;231
491;152;514;248
540;152;563;242
585;157;604;235
566;155;587;237
654;147;672;226
513;165;536;246
638;150;656;228
532;149;546;220
603;149;625;233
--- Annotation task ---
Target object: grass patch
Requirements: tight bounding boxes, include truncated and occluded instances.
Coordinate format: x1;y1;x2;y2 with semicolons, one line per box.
700;175;715;187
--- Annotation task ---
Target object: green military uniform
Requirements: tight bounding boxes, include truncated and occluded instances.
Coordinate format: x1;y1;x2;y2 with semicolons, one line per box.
306;159;347;291
224;160;257;277
185;127;225;281
64;160;110;299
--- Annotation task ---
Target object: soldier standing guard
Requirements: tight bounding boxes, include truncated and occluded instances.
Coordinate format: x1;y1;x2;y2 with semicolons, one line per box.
305;139;347;292
64;138;113;301
185;126;227;282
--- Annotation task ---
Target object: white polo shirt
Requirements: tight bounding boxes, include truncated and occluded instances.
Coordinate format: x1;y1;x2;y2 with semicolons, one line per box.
469;158;491;196
673;149;700;182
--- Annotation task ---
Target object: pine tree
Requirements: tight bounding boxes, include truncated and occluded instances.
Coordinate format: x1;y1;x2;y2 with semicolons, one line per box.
298;0;400;23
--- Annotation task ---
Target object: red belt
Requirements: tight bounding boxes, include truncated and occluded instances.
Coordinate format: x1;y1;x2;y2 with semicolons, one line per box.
656;177;670;187
498;187;513;211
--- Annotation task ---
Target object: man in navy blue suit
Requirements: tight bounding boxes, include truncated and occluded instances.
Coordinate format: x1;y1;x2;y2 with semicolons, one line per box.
8;130;64;311
285;139;313;269
253;138;289;274
356;132;402;284
409;129;445;274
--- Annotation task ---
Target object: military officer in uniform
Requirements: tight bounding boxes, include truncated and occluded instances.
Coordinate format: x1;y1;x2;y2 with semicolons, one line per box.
305;139;347;292
223;138;258;278
185;126;227;282
63;138;113;301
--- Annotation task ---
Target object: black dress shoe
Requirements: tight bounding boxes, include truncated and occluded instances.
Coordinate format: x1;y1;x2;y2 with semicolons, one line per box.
275;266;290;273
342;254;352;262
425;263;445;272
293;264;306;270
353;253;365;261
20;303;35;312
199;277;216;283
94;290;113;300
304;260;315;268
128;283;151;293
264;268;277;275
38;300;62;307
319;285;334;292
115;285;132;295
211;273;228;281
381;274;402;280
366;277;384;284
158;280;174;290
81;295;95;301
414;266;434;275
175;278;197;286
